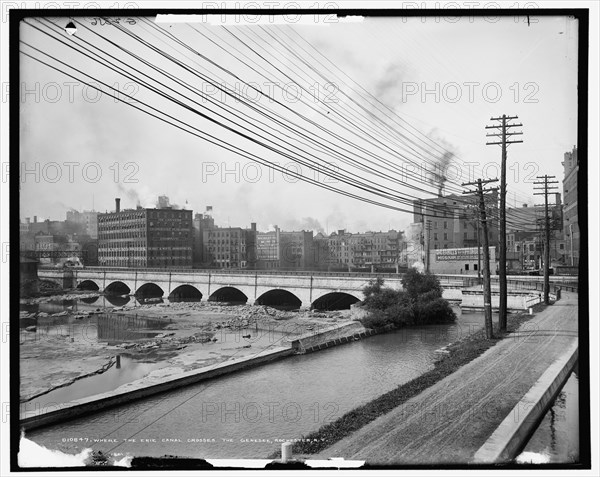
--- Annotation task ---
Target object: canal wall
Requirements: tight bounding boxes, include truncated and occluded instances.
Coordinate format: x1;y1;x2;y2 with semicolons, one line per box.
290;321;395;354
461;288;544;312
20;346;294;431
472;340;579;463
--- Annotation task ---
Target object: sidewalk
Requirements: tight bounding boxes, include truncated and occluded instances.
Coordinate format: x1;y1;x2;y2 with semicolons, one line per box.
314;292;579;465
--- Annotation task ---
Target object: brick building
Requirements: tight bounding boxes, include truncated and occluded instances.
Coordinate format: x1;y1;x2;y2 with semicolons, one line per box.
412;193;498;253
256;226;314;270
98;198;193;268
562;145;579;265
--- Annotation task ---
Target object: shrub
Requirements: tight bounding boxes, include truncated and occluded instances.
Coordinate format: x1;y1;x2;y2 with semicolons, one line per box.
401;268;443;300
362;277;385;299
360;272;456;329
360;310;390;329
363;288;404;311
384;303;416;327
415;298;456;324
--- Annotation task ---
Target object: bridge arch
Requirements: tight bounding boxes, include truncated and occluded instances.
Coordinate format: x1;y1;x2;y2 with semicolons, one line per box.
169;284;203;302
311;292;361;311
104;281;131;296
77;279;100;291
256;289;301;310
208;287;248;304
135;282;164;298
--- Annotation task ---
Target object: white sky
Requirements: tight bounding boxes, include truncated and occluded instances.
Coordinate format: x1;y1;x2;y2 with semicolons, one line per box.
18;13;578;234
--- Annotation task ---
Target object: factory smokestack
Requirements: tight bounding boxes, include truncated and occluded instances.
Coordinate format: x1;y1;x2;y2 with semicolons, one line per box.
115;198;121;213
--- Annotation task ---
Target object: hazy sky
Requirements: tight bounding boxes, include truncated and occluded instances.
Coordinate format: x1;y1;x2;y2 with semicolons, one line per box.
19;13;578;234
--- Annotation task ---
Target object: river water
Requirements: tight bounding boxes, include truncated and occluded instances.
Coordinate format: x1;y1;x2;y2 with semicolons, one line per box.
516;368;579;464
26;306;485;459
23;297;579;463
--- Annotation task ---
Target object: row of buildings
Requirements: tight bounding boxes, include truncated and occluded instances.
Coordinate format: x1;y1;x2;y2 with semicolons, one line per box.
408;145;579;273
20;146;580;273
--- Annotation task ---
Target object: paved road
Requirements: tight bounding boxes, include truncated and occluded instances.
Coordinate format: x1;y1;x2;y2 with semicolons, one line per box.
315;292;579;465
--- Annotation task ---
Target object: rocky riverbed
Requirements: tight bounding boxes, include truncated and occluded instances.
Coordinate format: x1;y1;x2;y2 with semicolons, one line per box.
19;294;358;403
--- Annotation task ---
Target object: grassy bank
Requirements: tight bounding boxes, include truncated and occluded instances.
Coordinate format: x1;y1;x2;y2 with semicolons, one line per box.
286;304;546;457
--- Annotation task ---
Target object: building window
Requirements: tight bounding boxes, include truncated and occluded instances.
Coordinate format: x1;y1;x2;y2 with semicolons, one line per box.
474;264;478;271
465;264;469;271
434;233;438;241
444;221;448;229
560;243;565;250
443;233;448;240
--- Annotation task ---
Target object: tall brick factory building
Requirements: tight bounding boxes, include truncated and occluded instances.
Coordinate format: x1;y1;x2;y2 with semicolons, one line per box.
98;198;193;268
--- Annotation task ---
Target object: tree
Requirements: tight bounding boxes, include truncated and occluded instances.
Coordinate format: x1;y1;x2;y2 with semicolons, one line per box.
401;268;443;300
360;273;456;329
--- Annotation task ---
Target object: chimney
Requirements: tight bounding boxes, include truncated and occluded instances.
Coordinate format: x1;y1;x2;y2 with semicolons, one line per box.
26;217;30;224
522;204;528;208
115;198;121;213
251;222;257;232
33;216;37;223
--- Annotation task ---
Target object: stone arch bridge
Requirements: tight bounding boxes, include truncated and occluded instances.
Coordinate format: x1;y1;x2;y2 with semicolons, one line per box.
37;267;477;309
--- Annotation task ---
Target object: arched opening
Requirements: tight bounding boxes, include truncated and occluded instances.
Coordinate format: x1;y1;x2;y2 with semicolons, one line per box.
208;287;248;305
256;289;301;310
135;283;164;305
312;292;360;311
104;281;131;296
135;283;164;298
169;285;203;302
77;280;100;291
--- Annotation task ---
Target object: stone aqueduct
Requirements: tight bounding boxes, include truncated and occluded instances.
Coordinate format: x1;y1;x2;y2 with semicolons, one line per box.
38;268;428;310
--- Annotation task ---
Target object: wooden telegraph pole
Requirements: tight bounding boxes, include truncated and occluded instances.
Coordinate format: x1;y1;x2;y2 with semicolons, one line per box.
463;178;498;339
425;219;432;272
534;175;559;304
485;115;523;331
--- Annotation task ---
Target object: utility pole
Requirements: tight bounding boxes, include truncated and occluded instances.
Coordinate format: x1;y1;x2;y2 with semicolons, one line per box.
425;219;432;272
534;175;559;304
486;115;523;331
463;178;498;339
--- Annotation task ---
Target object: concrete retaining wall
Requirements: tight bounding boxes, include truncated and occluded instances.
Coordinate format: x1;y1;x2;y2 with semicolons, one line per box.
461;289;542;312
20;347;293;431
472;341;578;463
290;321;395;354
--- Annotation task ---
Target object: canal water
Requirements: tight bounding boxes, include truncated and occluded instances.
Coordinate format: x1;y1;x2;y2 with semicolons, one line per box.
26;307;486;459
516;367;579;463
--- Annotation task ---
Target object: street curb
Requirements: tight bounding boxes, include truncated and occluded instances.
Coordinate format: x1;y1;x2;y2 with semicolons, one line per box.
472;340;578;463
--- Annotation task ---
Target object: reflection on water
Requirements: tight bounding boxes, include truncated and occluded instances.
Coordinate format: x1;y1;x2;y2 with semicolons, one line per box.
517;368;579;463
97;314;171;343
22;355;160;413
104;295;131;307
80;296;100;305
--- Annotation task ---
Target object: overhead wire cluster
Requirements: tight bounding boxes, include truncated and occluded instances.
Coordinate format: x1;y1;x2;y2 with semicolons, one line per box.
20;16;538;228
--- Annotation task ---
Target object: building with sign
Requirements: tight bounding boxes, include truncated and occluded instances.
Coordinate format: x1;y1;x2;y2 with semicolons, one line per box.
412;192;499;252
429;246;497;275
